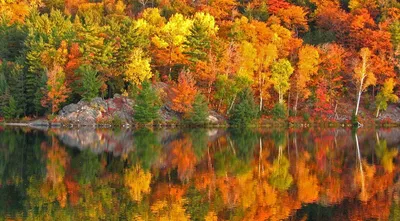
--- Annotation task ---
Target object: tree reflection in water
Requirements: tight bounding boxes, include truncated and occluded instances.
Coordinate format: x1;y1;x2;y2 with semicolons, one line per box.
0;127;400;220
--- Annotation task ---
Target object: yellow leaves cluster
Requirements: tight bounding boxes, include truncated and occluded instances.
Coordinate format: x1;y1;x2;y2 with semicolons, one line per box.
297;45;319;98
152;13;192;48
124;165;152;201
193;12;219;37
354;47;376;91
124;48;152;85
0;0;29;24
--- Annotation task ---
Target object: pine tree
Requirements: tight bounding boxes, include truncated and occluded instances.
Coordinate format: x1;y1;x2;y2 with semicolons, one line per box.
186;93;209;125
134;81;161;124
5;59;27;116
78;65;102;101
2;96;18;120
229;88;259;127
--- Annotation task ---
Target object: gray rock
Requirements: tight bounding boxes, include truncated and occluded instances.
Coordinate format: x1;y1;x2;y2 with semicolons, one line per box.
60;103;79;115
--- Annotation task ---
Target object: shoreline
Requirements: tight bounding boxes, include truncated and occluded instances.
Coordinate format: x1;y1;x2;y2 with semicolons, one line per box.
2;119;399;129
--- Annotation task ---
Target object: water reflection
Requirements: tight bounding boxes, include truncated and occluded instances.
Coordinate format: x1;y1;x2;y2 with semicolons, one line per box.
1;127;400;220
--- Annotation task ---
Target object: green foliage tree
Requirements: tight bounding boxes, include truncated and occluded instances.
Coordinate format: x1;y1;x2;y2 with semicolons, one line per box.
0;63;9;117
0;17;27;61
186;93;209;125
272;103;287;120
133;81;161;124
184;12;218;63
78;65;102;101
2;96;18;120
229;88;259;127
4;59;26;116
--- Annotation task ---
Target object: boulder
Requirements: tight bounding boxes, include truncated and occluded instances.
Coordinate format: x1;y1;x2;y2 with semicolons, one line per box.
207;115;219;124
208;111;226;124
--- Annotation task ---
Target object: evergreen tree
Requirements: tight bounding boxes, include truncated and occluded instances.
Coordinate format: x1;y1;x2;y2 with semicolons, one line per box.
229;88;259;127
133;81;161;124
0;17;27;62
0;62;8;97
2;96;18;120
186;93;209;125
5;59;27;116
184;13;218;63
78;65;102;101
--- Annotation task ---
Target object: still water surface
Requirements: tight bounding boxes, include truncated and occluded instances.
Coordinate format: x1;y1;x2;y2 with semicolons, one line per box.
1;126;400;220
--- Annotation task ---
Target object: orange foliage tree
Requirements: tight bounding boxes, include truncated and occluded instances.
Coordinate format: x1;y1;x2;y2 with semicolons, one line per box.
42;65;71;115
170;70;197;114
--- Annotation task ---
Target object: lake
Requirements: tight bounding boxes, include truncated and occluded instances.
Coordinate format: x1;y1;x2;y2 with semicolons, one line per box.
0;126;399;220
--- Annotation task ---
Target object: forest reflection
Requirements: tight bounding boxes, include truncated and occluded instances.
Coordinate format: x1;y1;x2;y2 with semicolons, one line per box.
1;127;400;220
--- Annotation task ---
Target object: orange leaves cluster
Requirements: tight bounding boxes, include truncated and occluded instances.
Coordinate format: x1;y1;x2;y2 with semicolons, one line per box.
42;65;71;114
170;70;197;114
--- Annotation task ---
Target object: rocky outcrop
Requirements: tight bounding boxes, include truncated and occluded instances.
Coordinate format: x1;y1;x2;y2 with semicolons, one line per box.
55;81;228;126
56;94;134;125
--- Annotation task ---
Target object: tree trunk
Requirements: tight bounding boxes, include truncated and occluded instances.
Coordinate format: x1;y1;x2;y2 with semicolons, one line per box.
355;89;363;116
227;95;236;114
334;102;339;120
294;91;299;116
168;46;173;77
287;91;290;116
258;137;262;179
376;106;380;118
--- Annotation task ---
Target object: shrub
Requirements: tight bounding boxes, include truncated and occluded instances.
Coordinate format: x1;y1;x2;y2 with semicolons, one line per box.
351;111;359;126
229;88;259;127
302;112;310;122
186;93;209;125
134;81;161;124
272;103;287;120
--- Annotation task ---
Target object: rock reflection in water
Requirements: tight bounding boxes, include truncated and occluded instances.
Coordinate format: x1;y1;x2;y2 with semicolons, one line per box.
52;128;224;156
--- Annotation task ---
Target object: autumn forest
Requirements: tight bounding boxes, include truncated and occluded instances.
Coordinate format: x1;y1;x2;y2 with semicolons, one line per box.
0;0;400;125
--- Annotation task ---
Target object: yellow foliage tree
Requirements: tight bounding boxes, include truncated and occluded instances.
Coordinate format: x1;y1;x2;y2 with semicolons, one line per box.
124;48;152;85
294;45;319;115
354;47;376;116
